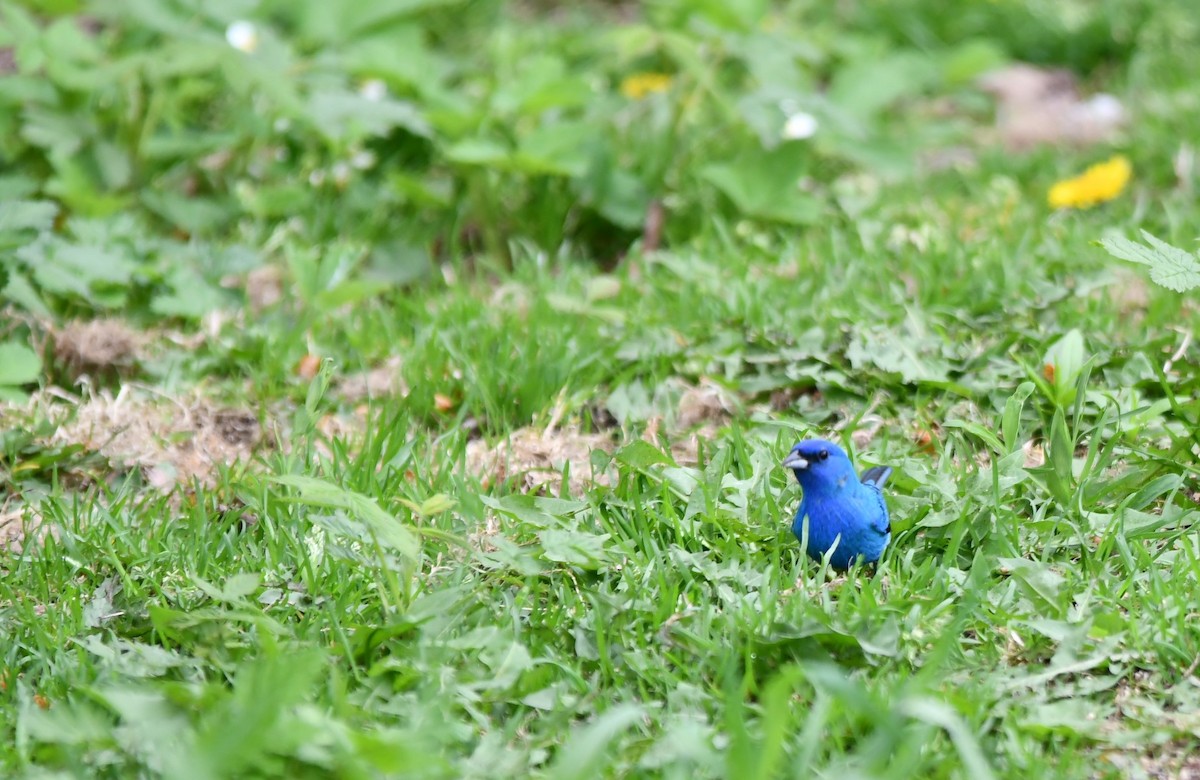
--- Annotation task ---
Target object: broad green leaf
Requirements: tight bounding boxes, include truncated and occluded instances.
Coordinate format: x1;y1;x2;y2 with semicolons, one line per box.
581;166;649;230
90;686;198;779
1042;329;1087;408
298;0;467;44
828;51;939;120
1100;231;1200;292
686;0;768;31
479;494;588;528
1124;473;1182;512
537;529;610;569
846;327;951;384
235;182;312;220
1000;557;1066;617
492;54;590;116
152;267;229;318
0;199;58;234
0;340;41;386
338;27;450;90
940;39;1008;85
513;121;598;177
545;704;643;780
1002;382;1036;453
272;474;419;562
18;694;113;747
444;138;511;167
305;89;432;140
943;421;1004;455
418;494;457;515
207;572;260;602
899;698;996;780
702;143;822;225
24;240;138;299
1034;407;1075;507
194;649;327;779
1019;698;1109;738
614;439;673;469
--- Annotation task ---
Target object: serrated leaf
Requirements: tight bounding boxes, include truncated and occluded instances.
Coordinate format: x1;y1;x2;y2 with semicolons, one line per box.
1100;232;1200;292
151;267;228;319
537;529;610;569
0;199;58;234
846;327;950;384
614;439;673;469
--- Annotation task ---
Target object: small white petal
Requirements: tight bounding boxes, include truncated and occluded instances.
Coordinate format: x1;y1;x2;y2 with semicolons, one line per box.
1084;93;1125;124
782;112;818;141
331;162;351;187
359;79;387;102
351;149;376;170
225;20;258;53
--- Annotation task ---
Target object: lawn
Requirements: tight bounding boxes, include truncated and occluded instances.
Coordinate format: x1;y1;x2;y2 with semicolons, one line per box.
2;0;1200;777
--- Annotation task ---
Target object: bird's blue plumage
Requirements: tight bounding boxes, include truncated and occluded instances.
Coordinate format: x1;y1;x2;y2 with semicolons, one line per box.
783;439;892;570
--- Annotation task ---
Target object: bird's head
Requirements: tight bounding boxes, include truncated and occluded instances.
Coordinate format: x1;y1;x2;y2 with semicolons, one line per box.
782;439;855;492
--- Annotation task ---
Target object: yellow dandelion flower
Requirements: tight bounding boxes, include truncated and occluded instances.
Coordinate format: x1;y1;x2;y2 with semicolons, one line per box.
1047;155;1132;210
620;72;672;100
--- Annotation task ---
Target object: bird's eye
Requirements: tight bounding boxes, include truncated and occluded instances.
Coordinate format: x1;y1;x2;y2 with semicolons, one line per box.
819;449;829;461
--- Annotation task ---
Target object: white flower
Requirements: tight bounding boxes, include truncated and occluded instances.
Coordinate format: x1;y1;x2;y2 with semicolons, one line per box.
350;149;377;170
331;161;351;188
225;20;258;53
782;111;818;141
359;79;387;102
1083;93;1124;125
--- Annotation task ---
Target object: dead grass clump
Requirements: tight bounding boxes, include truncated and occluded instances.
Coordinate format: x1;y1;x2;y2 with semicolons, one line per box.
227;265;285;311
54;319;145;378
334;356;408;403
1104;268;1151;319
0;500;52;552
658;378;737;466
466;426;614;496
979;63;1125;150
675;378;737;431
43;387;269;490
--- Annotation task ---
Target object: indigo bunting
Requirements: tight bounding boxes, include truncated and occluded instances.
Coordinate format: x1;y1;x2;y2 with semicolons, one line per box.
782;439;892;570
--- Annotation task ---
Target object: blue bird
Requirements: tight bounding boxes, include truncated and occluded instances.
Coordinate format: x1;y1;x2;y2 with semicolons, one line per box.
783;439;892;570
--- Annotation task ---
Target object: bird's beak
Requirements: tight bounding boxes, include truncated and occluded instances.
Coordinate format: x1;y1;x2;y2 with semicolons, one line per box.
781;452;808;470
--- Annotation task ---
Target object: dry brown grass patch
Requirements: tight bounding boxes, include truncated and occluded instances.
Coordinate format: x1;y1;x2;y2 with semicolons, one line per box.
334;356;408;403
466;425;614;496
53;318;146;378
32;387;271;490
978;63;1125;150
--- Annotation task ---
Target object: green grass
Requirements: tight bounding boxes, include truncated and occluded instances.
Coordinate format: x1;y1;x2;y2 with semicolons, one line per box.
4;0;1200;778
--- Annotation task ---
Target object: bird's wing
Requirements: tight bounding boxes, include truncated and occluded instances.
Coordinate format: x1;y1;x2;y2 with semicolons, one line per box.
855;471;891;536
859;465;892;489
869;487;890;535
